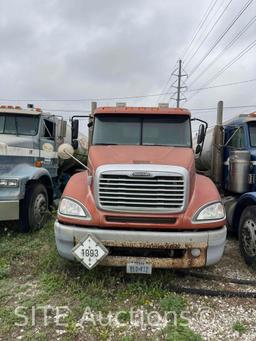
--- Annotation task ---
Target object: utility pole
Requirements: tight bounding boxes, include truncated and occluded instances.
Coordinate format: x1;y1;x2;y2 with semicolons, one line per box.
177;59;182;108
170;59;187;108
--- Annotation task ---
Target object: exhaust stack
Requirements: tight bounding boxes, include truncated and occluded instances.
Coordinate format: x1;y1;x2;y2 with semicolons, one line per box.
211;101;224;185
88;101;97;147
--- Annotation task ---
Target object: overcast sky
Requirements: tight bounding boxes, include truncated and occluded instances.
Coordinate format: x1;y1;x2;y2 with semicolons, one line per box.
0;0;255;128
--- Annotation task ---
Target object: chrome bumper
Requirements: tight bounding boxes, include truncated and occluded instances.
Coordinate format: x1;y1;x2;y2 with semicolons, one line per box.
0;200;19;221
54;221;227;268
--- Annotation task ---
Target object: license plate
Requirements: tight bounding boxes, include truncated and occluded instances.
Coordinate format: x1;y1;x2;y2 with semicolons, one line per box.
126;261;152;275
72;234;108;270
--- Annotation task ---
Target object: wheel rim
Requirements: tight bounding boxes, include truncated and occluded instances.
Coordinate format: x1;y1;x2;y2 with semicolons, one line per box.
33;193;47;226
241;219;256;257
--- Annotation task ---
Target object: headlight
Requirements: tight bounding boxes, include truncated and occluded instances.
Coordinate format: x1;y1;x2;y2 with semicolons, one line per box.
0;179;19;187
193;202;225;222
58;197;91;220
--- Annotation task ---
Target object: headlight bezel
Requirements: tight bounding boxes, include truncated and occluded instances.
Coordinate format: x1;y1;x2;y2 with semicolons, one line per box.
0;178;19;188
58;197;91;220
192;201;226;223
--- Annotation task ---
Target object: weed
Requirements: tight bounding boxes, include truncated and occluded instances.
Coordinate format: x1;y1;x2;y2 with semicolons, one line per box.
162;322;203;341
159;294;186;314
232;321;247;335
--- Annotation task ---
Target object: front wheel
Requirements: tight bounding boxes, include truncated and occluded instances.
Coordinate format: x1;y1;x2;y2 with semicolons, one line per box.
239;205;256;265
20;183;49;232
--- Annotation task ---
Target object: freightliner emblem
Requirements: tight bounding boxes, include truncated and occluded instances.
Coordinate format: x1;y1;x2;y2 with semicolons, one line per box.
130;172;153;177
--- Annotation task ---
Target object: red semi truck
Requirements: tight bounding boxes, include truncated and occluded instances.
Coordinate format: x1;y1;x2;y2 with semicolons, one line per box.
54;104;226;273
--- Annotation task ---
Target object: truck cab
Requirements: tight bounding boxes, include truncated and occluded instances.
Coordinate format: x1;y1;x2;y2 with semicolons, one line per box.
55;104;227;272
0;104;67;231
223;114;256;264
223;114;256;190
195;107;256;265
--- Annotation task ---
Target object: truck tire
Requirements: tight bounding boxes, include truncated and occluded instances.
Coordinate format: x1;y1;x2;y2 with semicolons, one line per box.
20;183;49;232
239;205;256;266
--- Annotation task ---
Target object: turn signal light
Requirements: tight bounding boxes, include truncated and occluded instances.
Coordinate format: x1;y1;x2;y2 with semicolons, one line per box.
34;160;43;167
249;112;256;117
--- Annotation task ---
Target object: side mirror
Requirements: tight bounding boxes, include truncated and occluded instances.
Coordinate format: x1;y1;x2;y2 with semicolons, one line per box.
87;121;93;128
57;120;67;138
72;119;79;140
72;139;78;150
197;124;206;145
195;144;202;155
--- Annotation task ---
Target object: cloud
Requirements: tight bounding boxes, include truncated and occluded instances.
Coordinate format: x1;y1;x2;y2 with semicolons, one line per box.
0;0;255;127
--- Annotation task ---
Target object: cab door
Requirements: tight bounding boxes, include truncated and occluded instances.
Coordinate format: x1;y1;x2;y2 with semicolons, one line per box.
39;118;58;177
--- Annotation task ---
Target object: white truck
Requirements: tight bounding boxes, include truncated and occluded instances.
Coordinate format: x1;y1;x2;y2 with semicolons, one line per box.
0;104;86;231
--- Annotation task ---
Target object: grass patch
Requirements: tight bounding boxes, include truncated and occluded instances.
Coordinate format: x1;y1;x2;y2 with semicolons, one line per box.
0;262;10;280
0;219;202;340
159;294;186;314
232;321;247;335
116;310;131;323
162;323;203;341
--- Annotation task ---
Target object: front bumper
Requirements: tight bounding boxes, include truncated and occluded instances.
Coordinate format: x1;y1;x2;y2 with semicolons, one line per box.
0;200;19;221
54;221;227;269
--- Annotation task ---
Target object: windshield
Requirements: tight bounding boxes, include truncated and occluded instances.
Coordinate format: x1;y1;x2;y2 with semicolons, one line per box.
92;114;191;147
0;114;39;136
249;122;256;147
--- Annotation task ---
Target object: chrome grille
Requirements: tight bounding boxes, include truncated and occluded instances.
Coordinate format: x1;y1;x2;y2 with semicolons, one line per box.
96;169;187;213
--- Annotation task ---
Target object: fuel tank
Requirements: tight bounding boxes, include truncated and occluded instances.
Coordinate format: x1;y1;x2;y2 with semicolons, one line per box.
228;150;250;193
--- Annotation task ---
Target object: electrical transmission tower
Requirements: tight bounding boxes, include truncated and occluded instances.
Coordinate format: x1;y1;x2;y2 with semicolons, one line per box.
170;60;188;107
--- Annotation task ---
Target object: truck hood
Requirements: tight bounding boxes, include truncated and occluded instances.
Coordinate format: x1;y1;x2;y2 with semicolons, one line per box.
88;145;195;172
0;136;37;174
0;135;35;154
0;156;35;175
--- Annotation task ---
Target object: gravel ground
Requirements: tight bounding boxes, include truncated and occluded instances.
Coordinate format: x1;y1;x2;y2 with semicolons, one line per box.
181;237;256;340
1;225;255;340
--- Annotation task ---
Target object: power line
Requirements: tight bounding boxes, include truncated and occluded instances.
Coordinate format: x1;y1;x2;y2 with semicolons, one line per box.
203;39;256;85
187;38;256;102
45;109;91;113
190;78;256;91
190;104;256;111
158;0;219;103
189;14;256;88
0;92;175;102
188;0;254;79
157;60;178;103
185;0;233;68
182;0;219;61
0;77;255;104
